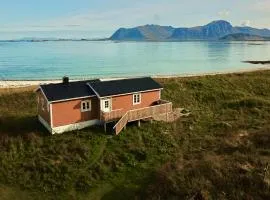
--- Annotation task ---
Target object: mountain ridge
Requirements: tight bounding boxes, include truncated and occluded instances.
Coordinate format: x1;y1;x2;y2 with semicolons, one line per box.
220;33;270;41
110;20;270;41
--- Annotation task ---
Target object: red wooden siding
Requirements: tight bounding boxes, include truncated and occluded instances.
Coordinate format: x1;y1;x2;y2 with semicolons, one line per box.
111;90;161;113
51;97;99;127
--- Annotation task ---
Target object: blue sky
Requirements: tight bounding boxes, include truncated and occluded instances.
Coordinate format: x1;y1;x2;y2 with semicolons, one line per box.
0;0;270;38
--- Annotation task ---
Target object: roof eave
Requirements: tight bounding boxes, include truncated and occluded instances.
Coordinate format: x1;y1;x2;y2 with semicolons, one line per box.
49;95;96;103
37;86;50;103
98;88;163;98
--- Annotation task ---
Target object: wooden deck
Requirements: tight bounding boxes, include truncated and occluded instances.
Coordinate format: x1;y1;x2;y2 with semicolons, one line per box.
100;109;124;122
112;100;173;135
100;100;172;122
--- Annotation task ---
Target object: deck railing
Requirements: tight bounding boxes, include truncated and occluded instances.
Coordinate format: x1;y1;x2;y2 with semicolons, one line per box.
100;109;124;122
113;100;172;135
100;100;172;123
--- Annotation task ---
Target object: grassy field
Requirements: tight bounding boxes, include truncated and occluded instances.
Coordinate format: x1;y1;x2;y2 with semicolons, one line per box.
0;71;270;200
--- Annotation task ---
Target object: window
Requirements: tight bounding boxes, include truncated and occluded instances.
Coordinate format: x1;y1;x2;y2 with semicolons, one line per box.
104;100;109;108
133;93;141;105
81;100;91;112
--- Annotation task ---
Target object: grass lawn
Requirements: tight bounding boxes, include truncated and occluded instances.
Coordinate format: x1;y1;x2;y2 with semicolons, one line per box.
0;70;270;200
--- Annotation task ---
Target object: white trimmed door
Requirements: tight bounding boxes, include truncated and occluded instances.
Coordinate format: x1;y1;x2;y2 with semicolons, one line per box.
101;98;111;112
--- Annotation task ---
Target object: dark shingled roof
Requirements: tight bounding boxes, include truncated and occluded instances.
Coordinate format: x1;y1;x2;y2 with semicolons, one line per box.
40;79;99;102
88;77;162;97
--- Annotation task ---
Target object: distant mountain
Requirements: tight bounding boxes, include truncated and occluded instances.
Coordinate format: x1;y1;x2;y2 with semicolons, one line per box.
110;24;175;41
110;20;270;41
220;33;270;41
234;26;270;37
170;20;234;40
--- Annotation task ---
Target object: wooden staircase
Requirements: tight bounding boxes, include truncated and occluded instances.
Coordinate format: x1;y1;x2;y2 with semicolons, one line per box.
113;101;172;135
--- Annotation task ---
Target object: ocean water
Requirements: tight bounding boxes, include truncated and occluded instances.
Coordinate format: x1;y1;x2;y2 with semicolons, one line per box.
0;41;269;80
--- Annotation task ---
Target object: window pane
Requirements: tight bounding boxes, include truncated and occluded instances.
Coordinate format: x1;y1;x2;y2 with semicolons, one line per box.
83;103;86;109
105;101;109;108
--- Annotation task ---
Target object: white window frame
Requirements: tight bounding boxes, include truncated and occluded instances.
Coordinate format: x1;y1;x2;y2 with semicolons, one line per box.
81;100;91;112
133;93;141;105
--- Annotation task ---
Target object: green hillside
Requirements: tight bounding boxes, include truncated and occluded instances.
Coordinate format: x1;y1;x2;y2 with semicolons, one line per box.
1;70;270;200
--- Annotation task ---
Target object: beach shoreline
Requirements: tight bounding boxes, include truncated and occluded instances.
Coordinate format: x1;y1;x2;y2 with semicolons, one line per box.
0;66;269;88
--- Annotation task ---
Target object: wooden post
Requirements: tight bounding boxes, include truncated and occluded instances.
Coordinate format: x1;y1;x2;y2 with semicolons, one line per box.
104;122;107;133
138;120;141;127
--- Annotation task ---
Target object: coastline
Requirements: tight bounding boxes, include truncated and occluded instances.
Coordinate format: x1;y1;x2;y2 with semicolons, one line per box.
0;66;269;89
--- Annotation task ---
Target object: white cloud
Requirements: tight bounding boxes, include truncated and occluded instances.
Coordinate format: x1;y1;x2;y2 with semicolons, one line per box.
241;20;251;27
218;10;230;18
252;0;270;12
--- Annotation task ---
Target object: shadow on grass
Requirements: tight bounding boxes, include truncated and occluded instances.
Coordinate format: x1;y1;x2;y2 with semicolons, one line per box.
0;115;48;137
101;187;138;200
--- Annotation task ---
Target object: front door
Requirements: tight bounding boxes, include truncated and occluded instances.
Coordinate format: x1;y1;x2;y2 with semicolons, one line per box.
101;98;111;112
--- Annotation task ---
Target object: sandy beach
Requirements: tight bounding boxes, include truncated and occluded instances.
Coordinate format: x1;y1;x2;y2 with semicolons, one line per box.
0;66;269;89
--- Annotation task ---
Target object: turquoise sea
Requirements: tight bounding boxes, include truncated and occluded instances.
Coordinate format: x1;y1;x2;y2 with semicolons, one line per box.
0;41;269;80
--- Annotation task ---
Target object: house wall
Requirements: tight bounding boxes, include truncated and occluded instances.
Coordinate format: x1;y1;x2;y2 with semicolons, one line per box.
37;90;50;125
51;96;100;127
111;90;161;113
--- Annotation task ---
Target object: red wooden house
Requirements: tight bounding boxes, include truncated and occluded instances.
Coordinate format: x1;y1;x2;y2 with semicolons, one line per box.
36;77;172;135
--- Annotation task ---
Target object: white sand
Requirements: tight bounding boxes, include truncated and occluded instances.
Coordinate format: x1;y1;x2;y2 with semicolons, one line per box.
152;66;270;79
0;80;62;88
0;66;269;88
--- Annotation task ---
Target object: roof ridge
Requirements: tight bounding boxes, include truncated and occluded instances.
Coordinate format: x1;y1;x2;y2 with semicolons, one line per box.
40;79;99;86
88;77;162;98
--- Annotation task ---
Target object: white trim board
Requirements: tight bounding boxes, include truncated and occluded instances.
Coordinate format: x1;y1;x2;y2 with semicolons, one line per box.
50;95;96;103
38;87;49;103
50;103;53;127
38;115;52;134
90;88;163;99
52;119;101;134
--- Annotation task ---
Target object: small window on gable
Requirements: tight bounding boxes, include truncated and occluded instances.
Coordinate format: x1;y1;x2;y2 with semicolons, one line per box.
133;93;141;105
81;100;91;112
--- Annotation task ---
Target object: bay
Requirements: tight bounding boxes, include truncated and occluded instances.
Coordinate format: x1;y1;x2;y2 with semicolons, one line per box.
0;41;269;80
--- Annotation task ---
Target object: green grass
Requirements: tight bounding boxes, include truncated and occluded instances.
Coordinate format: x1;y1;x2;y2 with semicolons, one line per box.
1;70;270;199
